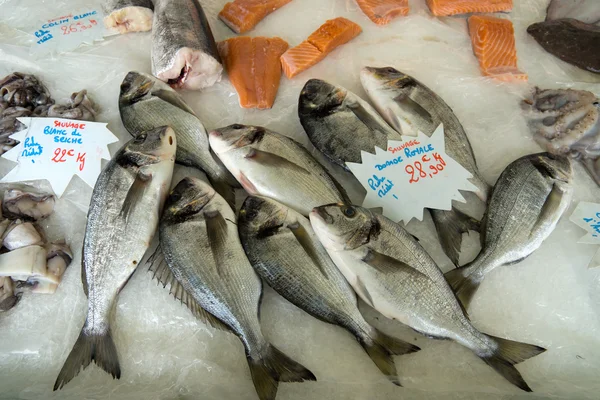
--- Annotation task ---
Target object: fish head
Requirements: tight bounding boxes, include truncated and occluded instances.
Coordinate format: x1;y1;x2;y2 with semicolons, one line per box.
532;153;573;183
360;66;409;93
119;72;156;106
163;177;215;221
120;126;177;167
298;79;347;116
310;203;378;251
209;124;266;154
239;196;289;235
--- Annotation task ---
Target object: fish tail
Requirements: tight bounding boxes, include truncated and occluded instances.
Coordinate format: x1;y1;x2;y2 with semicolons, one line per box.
444;266;480;309
247;344;316;400
53;327;120;391
359;328;420;386
479;335;546;392
209;177;236;209
431;208;480;266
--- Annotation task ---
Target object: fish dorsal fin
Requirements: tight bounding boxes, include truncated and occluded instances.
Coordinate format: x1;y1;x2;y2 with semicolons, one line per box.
530;181;567;240
151;88;197;116
147;245;229;332
345;95;398;138
363;249;429;281
244;149;311;175
288;221;329;280
204;210;229;278
120;169;152;223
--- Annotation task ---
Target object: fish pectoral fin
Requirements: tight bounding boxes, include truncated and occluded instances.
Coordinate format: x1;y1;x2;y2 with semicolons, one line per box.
244;149;311;175
363;249;429;281
431;208;481;266
354;276;375;307
346;96;396;137
392;93;434;126
120;170;152;222
530;182;567;240
151;88;197;115
204;210;229;278
288;221;329;280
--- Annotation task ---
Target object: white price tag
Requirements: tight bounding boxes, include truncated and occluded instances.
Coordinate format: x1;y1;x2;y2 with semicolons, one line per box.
347;124;478;223
569;201;600;268
1;117;119;197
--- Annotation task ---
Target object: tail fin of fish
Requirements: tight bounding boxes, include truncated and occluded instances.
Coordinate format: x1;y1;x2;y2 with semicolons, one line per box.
247;344;316;400
53;328;120;391
444;266;480;309
210;178;237;209
431;208;480;266
360;328;420;386
480;335;546;392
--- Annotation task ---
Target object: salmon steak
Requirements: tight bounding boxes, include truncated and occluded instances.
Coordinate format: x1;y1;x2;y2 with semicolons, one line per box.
468;15;527;82
280;17;362;78
219;36;289;109
219;0;293;34
426;0;512;16
356;0;409;25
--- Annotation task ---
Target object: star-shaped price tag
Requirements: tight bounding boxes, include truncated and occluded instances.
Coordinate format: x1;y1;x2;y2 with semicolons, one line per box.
1;117;119;197
569;201;600;268
347;124;478;223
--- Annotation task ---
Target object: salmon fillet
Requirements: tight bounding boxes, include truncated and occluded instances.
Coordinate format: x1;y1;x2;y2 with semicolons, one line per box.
219;0;292;34
356;0;409;25
426;0;512;16
219;36;289;109
468;15;527;82
281;17;362;78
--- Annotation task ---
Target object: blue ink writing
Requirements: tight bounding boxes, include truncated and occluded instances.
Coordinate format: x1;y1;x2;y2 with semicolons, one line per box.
377;180;394;198
71;128;81;137
21;136;43;157
54;136;83;144
368;175;385;190
376;156;403;171
404;144;434;159
583;216;600;237
43;126;67;135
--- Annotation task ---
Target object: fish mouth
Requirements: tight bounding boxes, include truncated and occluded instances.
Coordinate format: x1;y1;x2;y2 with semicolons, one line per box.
120;72;153;103
168;65;190;89
310;207;334;225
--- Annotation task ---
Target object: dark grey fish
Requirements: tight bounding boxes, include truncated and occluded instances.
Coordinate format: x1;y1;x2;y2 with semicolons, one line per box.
546;0;600;25
103;0;154;34
527;18;600;74
156;178;315;400
152;0;222;90
446;153;573;308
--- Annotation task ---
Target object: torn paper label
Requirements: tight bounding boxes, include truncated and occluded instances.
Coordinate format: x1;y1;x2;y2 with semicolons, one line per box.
347;124;477;223
1;117;119;197
569;202;600;268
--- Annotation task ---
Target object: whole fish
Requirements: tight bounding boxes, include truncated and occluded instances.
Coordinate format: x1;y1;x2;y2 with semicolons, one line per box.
238;196;419;386
152;0;223;90
209;124;349;216
546;0;600;25
156;177;315;400
298;78;401;171
310;203;546;392
119;71;238;206
360;66;491;265
103;0;154;34
445;153;573;308
527;19;600;74
54;126;176;390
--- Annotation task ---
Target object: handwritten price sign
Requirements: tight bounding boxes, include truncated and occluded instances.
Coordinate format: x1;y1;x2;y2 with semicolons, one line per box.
1;118;118;196
347;125;478;223
570;202;600;268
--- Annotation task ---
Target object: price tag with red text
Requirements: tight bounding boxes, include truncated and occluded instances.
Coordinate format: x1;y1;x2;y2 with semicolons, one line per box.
347;124;478;223
1;117;118;196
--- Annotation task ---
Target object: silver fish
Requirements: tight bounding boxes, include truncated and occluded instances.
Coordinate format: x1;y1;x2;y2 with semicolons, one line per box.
445;153;573;308
152;0;222;90
209;124;349;216
310;203;546;392
53;126;176;390
546;0;600;25
238;196;419;386
103;0;154;34
298;79;401;171
155;177;315;400
119;71;238;206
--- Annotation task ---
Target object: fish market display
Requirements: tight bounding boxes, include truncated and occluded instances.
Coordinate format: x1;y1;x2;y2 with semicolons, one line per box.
355;0;409;25
446;153;573;308
522;87;600;185
156;177;315;400
310;203;546;392
218;36;289;109
3;189;55;221
426;0;513;16
298;78;401;170
527;19;600;74
152;0;223;90
119;72;238;206
546;0;600;25
209;124;349;216
238;196;420;385
219;0;293;34
360;66;490;264
468;15;527;82
280;17;362;78
103;0;154;34
47;90;98;121
54;126;176;390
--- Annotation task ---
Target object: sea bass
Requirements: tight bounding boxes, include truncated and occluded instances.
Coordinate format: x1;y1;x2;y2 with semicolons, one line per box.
445;153;573;307
238;196;419;385
156;177;315;400
310;203;546;392
119;72;238;206
546;0;600;25
152;0;223;90
298;78;401;171
209;124;349;216
103;0;154;34
54;126;176;390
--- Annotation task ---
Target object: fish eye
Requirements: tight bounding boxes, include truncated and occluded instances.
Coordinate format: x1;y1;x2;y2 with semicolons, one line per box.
385;67;395;73
134;133;147;143
342;206;356;218
231;124;243;129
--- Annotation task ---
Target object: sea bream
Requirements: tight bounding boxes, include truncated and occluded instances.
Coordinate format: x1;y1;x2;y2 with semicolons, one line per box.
103;0;154;34
546;0;600;25
310;203;546;392
445;153;573;308
238;196;419;385
209;124;349;216
152;0;223;90
54;126;176;390
119;72;238;206
155;177;315;400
